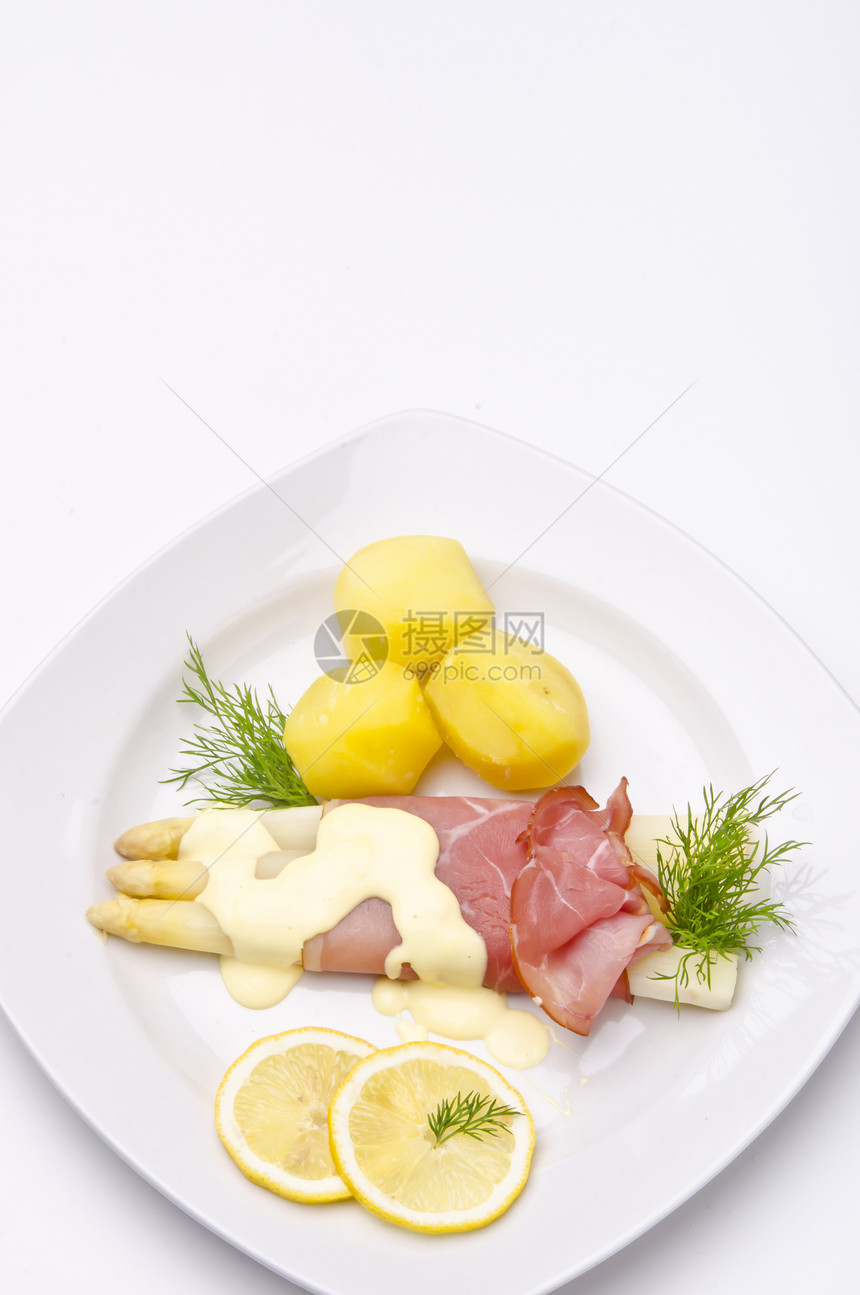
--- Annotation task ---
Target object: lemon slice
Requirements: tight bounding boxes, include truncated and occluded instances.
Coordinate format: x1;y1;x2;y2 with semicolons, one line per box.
215;1027;375;1202
328;1041;534;1232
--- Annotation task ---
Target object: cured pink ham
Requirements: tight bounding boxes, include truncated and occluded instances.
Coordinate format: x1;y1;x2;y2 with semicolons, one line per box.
301;796;532;990
510;779;672;1035
302;783;670;1036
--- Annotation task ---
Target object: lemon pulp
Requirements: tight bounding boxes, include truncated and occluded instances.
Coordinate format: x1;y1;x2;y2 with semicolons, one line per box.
215;1028;375;1202
329;1041;534;1232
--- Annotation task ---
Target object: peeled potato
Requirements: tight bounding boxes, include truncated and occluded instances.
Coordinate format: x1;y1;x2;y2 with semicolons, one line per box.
283;661;442;799
424;632;589;790
333;535;495;672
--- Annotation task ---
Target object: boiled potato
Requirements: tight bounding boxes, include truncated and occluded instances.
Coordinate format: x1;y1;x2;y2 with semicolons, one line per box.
283;661;442;799
333;535;494;673
424;632;589;790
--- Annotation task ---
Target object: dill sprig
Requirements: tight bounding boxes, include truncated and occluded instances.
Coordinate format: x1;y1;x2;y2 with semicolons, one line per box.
655;772;802;1003
162;636;317;809
427;1091;520;1147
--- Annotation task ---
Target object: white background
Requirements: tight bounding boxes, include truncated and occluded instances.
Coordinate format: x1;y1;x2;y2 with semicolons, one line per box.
1;3;858;1293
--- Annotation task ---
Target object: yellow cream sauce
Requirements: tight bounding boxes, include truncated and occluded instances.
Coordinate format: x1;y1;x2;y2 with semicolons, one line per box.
179;803;551;1068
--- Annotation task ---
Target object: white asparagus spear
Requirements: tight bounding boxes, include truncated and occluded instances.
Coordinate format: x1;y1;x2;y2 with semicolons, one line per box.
261;805;324;851
106;848;308;900
103;807;678;941
113;805;323;861
108;805;680;868
113;817;194;860
86;894;738;1011
627;946;738;1009
106;859;210;899
86;896;233;955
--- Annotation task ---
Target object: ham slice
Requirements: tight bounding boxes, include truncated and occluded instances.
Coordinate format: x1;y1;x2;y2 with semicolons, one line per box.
302;783;670;1037
510;779;672;1035
301;796;531;990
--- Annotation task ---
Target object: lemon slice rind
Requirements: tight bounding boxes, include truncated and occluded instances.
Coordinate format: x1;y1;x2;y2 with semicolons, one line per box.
215;1027;376;1204
328;1040;535;1233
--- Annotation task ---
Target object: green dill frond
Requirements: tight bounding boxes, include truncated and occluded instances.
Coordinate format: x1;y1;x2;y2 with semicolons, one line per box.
656;773;802;989
162;636;317;809
427;1091;520;1147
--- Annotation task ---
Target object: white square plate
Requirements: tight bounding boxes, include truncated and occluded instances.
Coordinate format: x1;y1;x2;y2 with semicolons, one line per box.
1;412;857;1295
